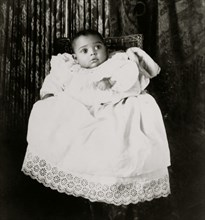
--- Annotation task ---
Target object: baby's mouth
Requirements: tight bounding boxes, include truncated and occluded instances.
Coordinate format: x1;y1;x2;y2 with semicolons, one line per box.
90;58;98;63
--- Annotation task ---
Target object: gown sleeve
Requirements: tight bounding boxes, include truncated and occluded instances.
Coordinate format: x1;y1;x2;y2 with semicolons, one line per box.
126;47;161;78
110;60;140;92
40;53;76;99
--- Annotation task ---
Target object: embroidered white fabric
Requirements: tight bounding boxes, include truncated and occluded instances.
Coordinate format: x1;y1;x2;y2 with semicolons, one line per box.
22;151;170;205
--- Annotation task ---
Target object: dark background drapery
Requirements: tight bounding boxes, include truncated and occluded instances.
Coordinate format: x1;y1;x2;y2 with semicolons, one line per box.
0;0;205;219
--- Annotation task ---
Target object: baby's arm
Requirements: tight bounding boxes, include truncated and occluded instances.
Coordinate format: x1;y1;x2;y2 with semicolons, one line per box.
110;60;140;92
40;74;64;99
126;47;161;91
126;47;161;78
40;53;75;99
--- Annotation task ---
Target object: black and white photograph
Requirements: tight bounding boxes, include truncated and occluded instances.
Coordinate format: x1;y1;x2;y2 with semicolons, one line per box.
0;0;205;219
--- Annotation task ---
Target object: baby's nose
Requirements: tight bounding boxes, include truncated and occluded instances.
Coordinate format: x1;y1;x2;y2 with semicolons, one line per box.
90;48;97;55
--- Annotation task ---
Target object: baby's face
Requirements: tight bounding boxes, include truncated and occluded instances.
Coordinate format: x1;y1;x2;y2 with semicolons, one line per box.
73;35;108;68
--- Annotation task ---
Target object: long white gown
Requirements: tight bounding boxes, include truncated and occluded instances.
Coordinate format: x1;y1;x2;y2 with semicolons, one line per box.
22;49;171;205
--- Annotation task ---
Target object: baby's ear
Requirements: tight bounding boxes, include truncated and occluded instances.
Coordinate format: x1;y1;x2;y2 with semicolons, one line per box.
72;54;78;63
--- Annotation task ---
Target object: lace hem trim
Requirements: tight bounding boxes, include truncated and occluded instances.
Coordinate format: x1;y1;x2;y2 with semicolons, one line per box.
22;152;170;205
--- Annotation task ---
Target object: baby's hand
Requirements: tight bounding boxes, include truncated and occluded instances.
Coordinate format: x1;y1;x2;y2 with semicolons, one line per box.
96;78;115;90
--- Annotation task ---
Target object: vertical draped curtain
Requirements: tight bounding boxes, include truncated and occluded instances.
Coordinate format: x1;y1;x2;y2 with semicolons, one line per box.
0;0;110;128
0;0;66;128
65;0;110;38
155;0;205;132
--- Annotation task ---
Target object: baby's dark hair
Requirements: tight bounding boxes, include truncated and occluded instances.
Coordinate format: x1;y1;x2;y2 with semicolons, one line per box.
71;29;105;52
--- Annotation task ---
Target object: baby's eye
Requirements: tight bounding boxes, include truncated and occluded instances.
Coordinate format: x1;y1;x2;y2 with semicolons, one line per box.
81;48;88;53
94;45;102;50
